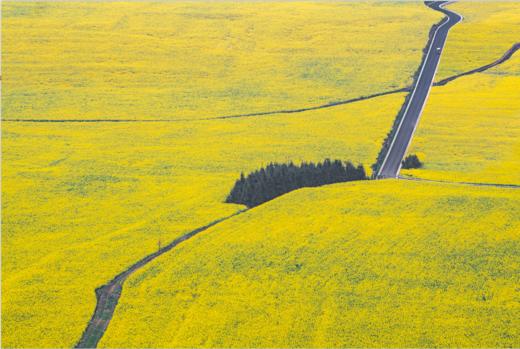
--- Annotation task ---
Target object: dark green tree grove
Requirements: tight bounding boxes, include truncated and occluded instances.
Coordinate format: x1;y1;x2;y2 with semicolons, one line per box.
226;159;367;207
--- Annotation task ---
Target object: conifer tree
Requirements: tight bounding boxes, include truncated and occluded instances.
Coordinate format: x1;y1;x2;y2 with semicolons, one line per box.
225;159;368;207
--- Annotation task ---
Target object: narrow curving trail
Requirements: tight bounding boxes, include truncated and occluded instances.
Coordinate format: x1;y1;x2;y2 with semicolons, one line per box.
433;42;520;86
376;1;462;179
70;2;514;347
3;43;518;124
75;210;247;348
2;88;409;124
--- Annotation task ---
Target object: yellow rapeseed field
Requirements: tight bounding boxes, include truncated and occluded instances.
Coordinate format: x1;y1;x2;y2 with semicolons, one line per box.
402;54;520;184
2;92;404;347
4;1;518;348
437;1;520;80
2;1;439;120
2;2;439;346
101;180;520;348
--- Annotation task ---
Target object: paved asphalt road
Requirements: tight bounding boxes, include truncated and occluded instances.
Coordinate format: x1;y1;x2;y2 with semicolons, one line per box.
377;1;462;178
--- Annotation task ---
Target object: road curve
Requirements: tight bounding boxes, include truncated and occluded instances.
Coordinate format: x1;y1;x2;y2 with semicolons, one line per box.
377;1;462;178
434;42;520;86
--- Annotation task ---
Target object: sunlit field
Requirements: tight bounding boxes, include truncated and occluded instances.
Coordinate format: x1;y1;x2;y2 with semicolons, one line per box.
437;1;520;80
3;0;519;348
2;2;439;346
2;92;406;347
101;180;520;348
402;54;520;184
2;1;439;120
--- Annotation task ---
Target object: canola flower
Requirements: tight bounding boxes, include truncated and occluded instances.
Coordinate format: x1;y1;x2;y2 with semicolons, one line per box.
101;179;520;348
436;1;520;81
2;1;438;120
402;54;520;184
4;1;519;347
1;2;439;345
2;93;404;347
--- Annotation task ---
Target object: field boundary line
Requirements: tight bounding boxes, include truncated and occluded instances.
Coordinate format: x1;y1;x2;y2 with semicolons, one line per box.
3;41;518;124
434;42;520;86
75;209;247;348
398;175;520;189
1;88;409;123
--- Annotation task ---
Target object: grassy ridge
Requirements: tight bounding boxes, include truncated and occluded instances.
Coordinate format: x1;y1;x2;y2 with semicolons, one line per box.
2;93;403;347
102;180;520;348
2;1;438;120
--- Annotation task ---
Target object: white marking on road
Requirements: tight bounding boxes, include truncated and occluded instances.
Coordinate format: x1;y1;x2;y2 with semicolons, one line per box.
397;3;463;175
377;1;461;178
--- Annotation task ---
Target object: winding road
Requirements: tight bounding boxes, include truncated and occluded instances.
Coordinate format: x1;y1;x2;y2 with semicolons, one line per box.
377;1;462;178
73;2;518;347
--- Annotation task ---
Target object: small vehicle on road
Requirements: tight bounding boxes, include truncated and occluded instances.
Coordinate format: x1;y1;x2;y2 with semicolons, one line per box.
436;47;441;54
